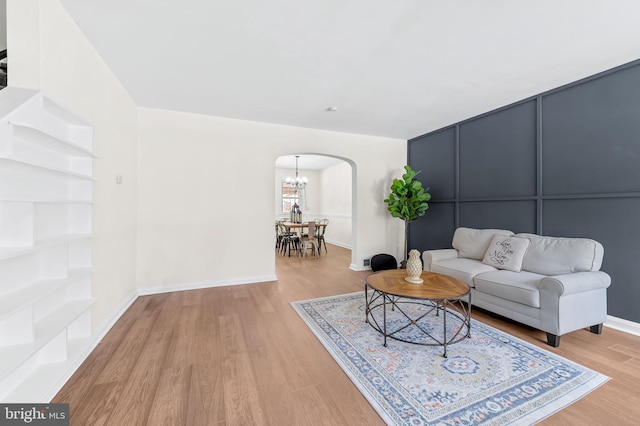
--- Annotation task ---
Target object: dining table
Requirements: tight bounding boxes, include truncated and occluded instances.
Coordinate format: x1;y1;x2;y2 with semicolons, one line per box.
281;221;309;234
279;221;326;256
281;221;327;233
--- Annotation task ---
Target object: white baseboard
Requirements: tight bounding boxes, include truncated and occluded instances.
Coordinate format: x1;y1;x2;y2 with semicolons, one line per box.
605;315;640;337
349;263;371;272
91;291;140;343
325;239;351;249
137;275;278;296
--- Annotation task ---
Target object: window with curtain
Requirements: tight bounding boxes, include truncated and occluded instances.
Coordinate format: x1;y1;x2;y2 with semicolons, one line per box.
282;182;305;212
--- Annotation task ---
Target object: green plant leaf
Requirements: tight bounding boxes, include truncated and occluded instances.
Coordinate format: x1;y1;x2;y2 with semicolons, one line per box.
383;165;431;223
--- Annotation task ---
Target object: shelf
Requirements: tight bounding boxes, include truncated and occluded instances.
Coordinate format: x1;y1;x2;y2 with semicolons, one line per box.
0;234;92;261
42;97;90;127
0;299;95;382
0;89;94;403
0;198;92;204
0;88;39;121
2;335;94;402
0;156;94;180
9;122;95;158
0;268;92;322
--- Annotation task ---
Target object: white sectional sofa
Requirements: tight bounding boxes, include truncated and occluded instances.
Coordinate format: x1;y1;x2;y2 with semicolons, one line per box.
422;227;611;347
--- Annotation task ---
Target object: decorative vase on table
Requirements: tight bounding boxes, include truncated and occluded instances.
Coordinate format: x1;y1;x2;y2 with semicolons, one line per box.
291;203;302;223
405;249;424;284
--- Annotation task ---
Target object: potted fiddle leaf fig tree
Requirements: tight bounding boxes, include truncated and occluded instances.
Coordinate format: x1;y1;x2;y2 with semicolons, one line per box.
383;165;431;267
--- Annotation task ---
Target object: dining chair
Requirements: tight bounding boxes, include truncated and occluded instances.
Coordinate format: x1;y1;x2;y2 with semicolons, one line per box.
275;220;285;249
299;221;319;258
278;222;299;257
316;219;329;253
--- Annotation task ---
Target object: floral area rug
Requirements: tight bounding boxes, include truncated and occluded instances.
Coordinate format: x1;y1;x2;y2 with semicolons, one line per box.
291;292;608;425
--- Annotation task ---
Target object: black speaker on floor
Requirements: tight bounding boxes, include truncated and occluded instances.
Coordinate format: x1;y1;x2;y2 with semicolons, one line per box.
370;254;398;272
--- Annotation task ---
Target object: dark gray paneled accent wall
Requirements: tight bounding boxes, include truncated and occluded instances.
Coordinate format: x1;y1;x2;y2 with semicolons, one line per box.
459;201;537;233
408;59;640;323
459;101;537;199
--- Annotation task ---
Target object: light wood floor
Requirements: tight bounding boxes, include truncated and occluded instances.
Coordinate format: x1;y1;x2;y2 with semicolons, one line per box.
54;244;640;425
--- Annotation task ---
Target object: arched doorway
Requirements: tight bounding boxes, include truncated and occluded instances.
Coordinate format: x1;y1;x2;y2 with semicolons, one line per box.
274;154;357;266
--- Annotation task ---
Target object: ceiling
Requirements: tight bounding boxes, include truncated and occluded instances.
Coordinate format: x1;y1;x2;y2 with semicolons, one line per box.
59;0;640;140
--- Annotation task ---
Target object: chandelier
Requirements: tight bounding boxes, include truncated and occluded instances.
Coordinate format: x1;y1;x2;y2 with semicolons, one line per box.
285;155;307;189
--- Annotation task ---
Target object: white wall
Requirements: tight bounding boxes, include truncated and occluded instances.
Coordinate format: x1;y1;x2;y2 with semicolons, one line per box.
137;107;405;292
7;0;139;330
319;161;352;248
6;0;38;87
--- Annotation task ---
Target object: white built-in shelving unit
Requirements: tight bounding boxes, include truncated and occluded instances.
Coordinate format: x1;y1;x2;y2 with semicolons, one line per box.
0;87;94;402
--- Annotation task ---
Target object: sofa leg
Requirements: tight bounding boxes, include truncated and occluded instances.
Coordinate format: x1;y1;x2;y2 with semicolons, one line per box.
590;324;603;334
546;333;560;347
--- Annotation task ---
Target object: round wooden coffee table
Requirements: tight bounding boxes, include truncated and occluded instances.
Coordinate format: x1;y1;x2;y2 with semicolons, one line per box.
365;269;471;357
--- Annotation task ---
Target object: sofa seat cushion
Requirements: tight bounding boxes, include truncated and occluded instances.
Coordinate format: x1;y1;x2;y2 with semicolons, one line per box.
452;227;514;260
431;258;498;288
474;270;545;308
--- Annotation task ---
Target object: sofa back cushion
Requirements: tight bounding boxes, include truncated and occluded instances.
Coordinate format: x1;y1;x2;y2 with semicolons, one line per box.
452;227;514;260
517;233;604;275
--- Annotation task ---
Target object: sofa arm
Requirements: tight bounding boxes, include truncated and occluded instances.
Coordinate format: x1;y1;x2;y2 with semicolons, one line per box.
422;249;459;271
540;271;612;297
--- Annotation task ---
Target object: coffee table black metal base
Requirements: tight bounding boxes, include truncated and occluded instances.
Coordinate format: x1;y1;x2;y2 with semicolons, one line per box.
365;283;471;358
